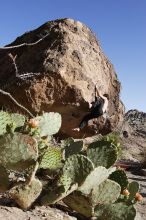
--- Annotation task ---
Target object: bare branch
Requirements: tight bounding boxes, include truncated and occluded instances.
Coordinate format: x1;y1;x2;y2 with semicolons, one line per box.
0;33;49;50
8;53;18;76
0;89;34;117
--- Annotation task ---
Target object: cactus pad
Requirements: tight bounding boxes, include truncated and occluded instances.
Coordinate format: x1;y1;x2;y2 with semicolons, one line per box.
39;146;63;171
91;179;121;205
0;111;11;135
78;166;109;195
94;202;136;220
9;178;42;209
10;113;26;128
60;155;94;191
87;140;118;168
0;133;38;171
128;181;139;202
36;112;61;137
63;191;92;218
64;140;83;159
109;169;129;191
61;137;74;148
41;183;78;205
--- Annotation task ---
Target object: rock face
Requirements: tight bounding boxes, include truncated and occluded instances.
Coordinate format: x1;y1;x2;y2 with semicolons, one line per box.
121;110;146;164
0;18;123;138
124;110;146;137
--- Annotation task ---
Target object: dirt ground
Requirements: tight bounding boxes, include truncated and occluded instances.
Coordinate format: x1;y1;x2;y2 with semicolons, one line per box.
0;203;77;220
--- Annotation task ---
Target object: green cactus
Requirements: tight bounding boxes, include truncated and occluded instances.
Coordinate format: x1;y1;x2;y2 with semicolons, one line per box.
0;111;26;134
0;111;11;135
101;132;122;158
94;202;136;220
78;166;109;195
91;179;121;205
61;137;74;148
109;169;129;191
64;166;121;218
87;140;118;168
63;140;84;159
101;132;121;145
9;177;42;209
64;179;121;218
60;154;94;191
63;191;92;217
39;146;63;171
36;112;61;137
41;183;78;205
0;109;140;220
128;181;139;202
10;113;26;129
41;154;94;205
0;133;38;171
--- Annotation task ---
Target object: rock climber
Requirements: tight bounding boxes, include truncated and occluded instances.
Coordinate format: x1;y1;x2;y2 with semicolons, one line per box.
73;87;109;132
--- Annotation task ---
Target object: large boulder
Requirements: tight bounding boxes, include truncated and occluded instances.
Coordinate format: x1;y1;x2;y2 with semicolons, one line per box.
0;18;123;138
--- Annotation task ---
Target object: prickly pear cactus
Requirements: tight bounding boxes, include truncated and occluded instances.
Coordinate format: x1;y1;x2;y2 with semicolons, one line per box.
94;202;136;220
41;183;78;205
64;179;121;217
64;167;121;218
39;146;63;171
102;132;121;147
9;177;42;209
0;133;38;171
78;166;109;195
101;132;122;158
10;113;26;128
91;179;121;205
61;137;74;148
63;140;84;159
128;181;139;202
63;191;92;217
87;140;118;168
41;154;94;206
60;154;94;191
0;111;11;135
109;169;129;191
0;109;140;220
36;112;61;137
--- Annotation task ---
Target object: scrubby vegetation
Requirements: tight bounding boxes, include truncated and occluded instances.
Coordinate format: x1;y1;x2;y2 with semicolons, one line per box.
0;110;143;219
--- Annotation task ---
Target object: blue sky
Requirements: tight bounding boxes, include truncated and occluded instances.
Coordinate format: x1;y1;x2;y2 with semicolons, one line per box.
0;0;145;112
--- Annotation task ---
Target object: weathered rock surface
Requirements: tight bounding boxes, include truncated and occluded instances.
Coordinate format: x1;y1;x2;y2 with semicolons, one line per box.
120;109;146;165
0;18;123;138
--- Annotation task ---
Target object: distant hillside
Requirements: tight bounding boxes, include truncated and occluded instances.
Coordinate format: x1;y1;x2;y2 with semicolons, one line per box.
121;109;146;165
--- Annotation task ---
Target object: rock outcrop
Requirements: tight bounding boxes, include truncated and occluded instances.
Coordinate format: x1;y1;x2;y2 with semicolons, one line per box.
124;110;146;137
0;18;123;138
121;109;146;165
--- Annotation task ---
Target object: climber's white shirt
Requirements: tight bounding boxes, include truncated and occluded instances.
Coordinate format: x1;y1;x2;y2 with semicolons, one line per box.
102;97;108;113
